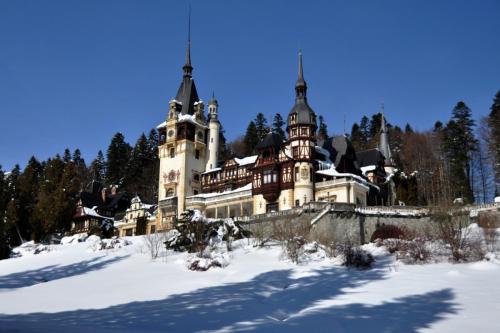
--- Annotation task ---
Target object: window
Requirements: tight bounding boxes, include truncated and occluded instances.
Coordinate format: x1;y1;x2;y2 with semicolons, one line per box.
166;188;174;197
292;128;297;137
169;147;175;158
193;190;199;195
295;167;299;181
292;147;299;158
301;127;308;136
263;169;277;184
193;173;200;182
197;131;204;141
295;199;300;207
195;149;200;159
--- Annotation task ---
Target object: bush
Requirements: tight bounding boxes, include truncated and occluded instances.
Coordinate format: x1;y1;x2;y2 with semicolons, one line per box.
273;220;311;264
392;238;431;264
370;224;405;242
338;238;374;268
143;232;167;260
165;210;250;253
432;209;485;262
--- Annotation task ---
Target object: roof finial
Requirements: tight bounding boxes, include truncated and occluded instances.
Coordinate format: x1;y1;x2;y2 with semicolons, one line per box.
298;49;303;80
295;49;307;98
183;5;193;77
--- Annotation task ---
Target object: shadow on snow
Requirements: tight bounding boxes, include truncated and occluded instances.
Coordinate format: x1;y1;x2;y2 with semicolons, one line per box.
0;255;130;290
0;257;458;332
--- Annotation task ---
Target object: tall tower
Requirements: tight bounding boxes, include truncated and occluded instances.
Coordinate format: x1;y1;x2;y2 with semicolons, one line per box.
206;93;220;171
287;51;317;207
157;18;208;226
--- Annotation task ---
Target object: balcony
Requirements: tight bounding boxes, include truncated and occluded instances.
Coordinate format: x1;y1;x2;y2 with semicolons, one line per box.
158;197;177;212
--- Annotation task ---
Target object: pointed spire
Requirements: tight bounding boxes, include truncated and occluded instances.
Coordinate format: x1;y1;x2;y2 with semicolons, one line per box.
295;50;307;98
182;6;193;77
209;91;218;106
379;103;392;164
380;103;387;132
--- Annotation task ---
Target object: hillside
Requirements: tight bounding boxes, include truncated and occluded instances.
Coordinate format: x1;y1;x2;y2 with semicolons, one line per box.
1;236;500;332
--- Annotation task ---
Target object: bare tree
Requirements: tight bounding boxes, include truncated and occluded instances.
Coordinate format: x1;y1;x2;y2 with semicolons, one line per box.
143;231;166;260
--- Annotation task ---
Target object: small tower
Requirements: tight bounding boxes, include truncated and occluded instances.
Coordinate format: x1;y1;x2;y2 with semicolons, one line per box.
287;51;317;207
206;93;220;171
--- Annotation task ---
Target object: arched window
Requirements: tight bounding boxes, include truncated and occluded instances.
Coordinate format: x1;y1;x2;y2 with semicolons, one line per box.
166;188;174;197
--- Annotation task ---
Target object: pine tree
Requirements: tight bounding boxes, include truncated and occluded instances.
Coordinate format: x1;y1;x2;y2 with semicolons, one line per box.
34;156;66;239
272;113;286;141
123;133;149;194
89;150;106;183
4;165;22;245
243;121;259;156
488;90;500;196
254;113;269;140
0;166;10;259
442;101;478;203
17;157;43;241
105;133;132;186
63;148;72;163
368;113;385;148
54;161;82;232
405;123;414;133
359;116;370;146
318;115;328;141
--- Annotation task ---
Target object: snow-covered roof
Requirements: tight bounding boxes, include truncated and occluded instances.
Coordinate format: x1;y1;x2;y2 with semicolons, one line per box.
203;167;222;174
83;207;108;219
360;165;376;175
495;197;500;203
234;155;258;166
316;167;379;190
156;113;207;130
187;183;252;199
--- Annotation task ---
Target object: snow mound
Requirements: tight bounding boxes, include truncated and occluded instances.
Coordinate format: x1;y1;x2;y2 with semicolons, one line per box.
61;233;88;245
88;236;132;252
11;242;52;257
187;246;230;271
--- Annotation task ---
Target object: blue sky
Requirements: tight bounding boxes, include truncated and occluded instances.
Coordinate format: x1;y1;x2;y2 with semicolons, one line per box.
1;0;499;171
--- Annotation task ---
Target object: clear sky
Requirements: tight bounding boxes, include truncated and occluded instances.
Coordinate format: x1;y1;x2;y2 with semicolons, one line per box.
1;0;499;171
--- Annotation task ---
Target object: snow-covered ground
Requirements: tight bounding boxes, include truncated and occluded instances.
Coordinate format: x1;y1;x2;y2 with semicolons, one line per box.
1;236;500;332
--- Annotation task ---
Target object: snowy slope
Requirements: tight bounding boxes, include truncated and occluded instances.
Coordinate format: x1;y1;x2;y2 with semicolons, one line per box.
1;237;500;333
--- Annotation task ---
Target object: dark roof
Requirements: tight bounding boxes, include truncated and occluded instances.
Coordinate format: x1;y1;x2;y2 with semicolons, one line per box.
329;135;357;166
80;191;103;208
175;76;200;115
356;149;385;167
256;132;283;151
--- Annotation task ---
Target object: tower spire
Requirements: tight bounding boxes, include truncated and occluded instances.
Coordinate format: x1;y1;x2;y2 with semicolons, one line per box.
182;6;193;77
379;103;393;164
295;50;307;99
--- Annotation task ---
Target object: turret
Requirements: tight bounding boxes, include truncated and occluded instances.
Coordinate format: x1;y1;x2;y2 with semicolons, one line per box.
206;93;220;171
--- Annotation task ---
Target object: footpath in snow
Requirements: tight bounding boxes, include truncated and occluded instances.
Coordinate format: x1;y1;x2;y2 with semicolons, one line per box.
0;235;500;332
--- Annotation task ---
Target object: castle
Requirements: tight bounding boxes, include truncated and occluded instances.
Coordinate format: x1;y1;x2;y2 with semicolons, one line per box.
156;40;395;228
